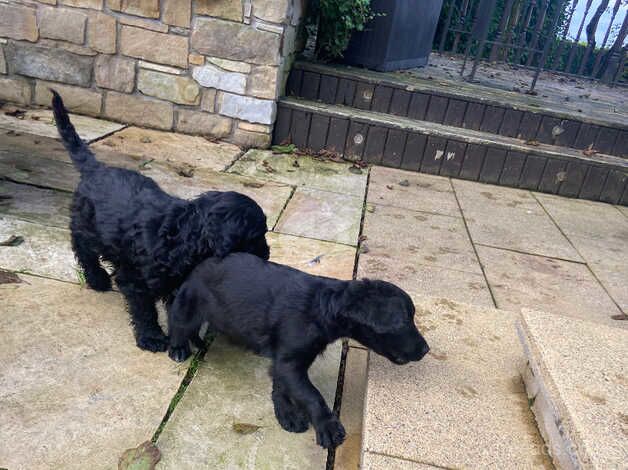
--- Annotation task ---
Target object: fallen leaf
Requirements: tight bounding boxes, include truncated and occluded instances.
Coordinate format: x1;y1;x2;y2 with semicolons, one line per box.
551;125;565;138
359;243;370;254
582;144;597;156
176;163;195;178
0;269;22;285
261;160;275;173
524;139;540;146
292;159;300;168
386;184;393;190
242;181;265;188
5;109;26;119
232;422;262;435
366;204;376;213
611;314;628;321
358;235;368;243
140;136;152;144
398;179;410;187
139;158;155;169
271;144;296;154
0;235;24;247
348;166;363;174
118;441;161;470
30;115;41;121
307;255;323;266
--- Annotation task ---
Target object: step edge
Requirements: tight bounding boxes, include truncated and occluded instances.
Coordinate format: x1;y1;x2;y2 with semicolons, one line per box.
279;97;628;171
293;61;628;132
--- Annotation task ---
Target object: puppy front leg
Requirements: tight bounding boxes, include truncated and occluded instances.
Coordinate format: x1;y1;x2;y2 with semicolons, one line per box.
272;359;345;449
271;381;310;433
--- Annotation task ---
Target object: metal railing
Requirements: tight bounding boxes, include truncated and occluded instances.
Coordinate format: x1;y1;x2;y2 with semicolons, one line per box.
434;0;627;91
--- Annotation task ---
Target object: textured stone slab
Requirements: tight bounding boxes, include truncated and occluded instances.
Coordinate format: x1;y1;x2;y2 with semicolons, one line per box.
0;216;76;282
174;109;232;138
0;106;124;142
275;188;363;245
334;346;368;470
119;25;188;68
362;295;552;469
137;69;200;105
518;309;628;469
104;92;174;130
361;453;442;469
88;11;117;54
156;234;349;469
195;0;243;21
39;6;87;44
368;166;460;218
229;150;368;197
266;232;356;281
361;204;482;275
0;275;187;470
95;55;136;93
93;127;240;172
5;43;93;86
219;92;276;125
192;64;247;94
34;81;102;116
0;180;71;229
0;3;38;42
453;180;583;261
0;76;32;105
476;245;624;326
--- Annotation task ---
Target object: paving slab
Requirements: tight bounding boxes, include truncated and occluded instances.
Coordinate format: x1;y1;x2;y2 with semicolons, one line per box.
0;136;292;228
0;180;72;229
367;167;460;218
0;104;124;141
618;205;628;218
518;309;628;469
266;232;356;281
275;188;363;245
452;180;583;261
0;274;188;470
228;149;368;197
92;126;241;172
362;295;552;469
156;233;350;469
361;453;443;469
476;244;624;327
0;215;76;282
334;346;368;470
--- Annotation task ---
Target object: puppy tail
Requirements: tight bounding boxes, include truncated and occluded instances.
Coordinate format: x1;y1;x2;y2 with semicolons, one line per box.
50;89;98;171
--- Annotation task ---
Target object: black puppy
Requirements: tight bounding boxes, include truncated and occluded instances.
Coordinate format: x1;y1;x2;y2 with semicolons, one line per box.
167;252;430;449
51;91;270;352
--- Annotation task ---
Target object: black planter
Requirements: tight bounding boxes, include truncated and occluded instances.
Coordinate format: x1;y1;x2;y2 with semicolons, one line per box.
343;0;444;72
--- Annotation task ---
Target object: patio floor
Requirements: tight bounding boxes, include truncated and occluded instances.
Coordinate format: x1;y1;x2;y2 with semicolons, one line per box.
1;103;626;469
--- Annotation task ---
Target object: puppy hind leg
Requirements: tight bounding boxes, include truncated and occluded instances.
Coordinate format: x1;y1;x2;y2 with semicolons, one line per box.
116;268;168;352
71;230;111;292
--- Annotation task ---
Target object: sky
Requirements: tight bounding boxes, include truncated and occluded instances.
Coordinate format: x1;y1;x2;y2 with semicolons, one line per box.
567;0;627;46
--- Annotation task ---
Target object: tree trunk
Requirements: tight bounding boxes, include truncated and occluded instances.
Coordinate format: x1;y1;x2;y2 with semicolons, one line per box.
600;11;628;82
579;0;610;74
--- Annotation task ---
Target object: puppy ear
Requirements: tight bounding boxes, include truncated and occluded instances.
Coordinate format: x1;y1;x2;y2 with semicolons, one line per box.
338;281;406;334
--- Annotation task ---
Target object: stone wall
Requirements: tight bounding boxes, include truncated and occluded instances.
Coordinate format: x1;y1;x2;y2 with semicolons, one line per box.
0;0;305;147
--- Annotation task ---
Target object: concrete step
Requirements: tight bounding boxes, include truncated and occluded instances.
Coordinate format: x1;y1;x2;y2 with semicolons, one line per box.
286;61;627;158
274;97;628;206
359;295;553;469
518;309;628;469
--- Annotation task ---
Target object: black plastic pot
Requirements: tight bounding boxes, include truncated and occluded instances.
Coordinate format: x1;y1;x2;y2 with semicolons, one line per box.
343;0;444;71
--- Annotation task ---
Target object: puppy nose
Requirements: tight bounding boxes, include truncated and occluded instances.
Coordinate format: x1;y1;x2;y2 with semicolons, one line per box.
418;343;430;359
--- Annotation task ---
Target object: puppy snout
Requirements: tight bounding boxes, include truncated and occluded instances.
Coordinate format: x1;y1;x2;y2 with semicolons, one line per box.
417;342;430;360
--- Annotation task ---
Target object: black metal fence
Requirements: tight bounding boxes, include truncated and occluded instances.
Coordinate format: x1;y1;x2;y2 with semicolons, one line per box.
434;0;627;90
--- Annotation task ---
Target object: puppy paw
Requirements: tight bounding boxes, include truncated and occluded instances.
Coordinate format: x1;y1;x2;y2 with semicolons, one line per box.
168;344;192;362
85;269;112;292
274;403;310;433
315;417;345;449
136;331;169;352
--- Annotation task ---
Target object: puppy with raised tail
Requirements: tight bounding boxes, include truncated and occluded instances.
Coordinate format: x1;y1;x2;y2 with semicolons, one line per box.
51;91;270;352
167;252;430;449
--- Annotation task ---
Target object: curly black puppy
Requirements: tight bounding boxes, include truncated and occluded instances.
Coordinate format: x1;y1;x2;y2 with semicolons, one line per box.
51;91;270;352
167;252;430;449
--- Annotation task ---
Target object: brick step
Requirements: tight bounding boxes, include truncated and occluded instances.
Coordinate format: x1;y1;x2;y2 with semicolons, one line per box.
273;97;628;205
286;61;628;159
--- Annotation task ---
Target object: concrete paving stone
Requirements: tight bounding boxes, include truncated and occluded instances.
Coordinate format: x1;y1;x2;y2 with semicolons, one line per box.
334;346;368;470
362;295;552;469
0;104;124;141
0;215;76;283
452;180;583;262
476;244;625;327
275;188;363;245
228;149;368;197
368;166;460;218
156;236;349;469
361;453;445;470
0;180;72;229
92;127;241;172
535;192;628;242
0;274;188;470
266;232;356;281
361;204;482;275
518;309;628;469
618;205;628;218
0;136;292;228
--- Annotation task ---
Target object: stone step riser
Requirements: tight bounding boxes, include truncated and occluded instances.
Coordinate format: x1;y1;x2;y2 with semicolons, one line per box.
286;64;627;159
273;100;628;206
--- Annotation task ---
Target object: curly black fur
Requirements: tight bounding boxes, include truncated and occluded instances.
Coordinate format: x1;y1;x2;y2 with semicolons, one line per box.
51;91;270;352
167;253;430;449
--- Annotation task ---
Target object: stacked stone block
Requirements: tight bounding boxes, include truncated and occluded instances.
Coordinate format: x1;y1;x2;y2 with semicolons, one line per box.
0;0;305;147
